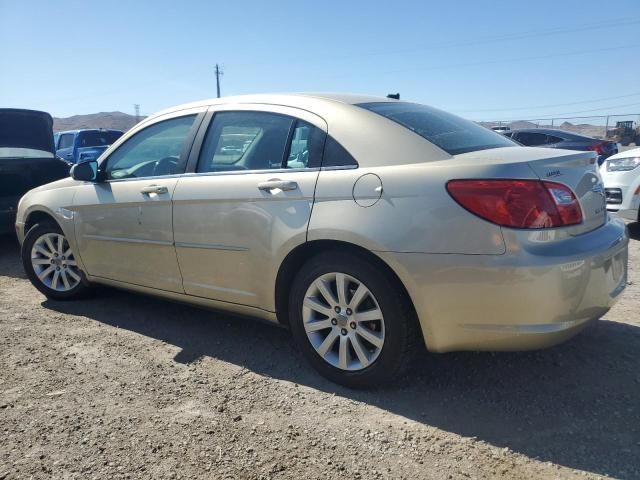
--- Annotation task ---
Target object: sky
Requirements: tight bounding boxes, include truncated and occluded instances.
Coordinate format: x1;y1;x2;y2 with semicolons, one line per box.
1;0;639;122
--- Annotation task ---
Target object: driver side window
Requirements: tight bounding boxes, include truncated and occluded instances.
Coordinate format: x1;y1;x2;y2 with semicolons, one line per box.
104;115;196;180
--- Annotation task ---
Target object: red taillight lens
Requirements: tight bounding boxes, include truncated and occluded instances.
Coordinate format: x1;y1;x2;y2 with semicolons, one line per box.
587;142;605;155
446;179;582;229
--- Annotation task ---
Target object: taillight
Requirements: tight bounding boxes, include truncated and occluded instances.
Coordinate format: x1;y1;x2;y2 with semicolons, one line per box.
587;142;606;155
446;179;583;229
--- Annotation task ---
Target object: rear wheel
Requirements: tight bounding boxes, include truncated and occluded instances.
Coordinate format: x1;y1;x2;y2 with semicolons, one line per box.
22;222;91;300
289;252;419;388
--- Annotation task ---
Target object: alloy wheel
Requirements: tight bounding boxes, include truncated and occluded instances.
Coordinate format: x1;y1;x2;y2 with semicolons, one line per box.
302;272;385;371
31;233;82;292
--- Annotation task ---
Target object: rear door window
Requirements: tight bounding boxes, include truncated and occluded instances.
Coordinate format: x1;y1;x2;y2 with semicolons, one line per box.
197;111;294;173
515;132;547;146
358;102;516;155
285;120;325;169
322;136;358;167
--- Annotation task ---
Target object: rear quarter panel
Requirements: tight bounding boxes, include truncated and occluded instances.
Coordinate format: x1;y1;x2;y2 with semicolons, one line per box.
308;159;542;254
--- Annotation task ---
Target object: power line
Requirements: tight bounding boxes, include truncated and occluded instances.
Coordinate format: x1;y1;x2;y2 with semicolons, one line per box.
233;17;640;69
383;43;638;75
322;17;640;62
487;103;640;122
458;92;640;113
519;102;640;119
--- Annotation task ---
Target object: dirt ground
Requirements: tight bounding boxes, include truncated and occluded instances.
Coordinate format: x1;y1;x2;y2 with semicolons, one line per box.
1;222;639;480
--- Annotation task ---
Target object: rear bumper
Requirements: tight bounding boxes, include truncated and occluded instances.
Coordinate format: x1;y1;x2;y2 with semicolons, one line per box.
377;218;629;353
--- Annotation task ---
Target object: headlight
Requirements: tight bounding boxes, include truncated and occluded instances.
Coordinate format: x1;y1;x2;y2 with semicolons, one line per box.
606;157;640;172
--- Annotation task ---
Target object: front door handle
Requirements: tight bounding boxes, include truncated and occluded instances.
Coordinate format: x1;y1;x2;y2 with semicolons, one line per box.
140;185;169;195
257;179;298;192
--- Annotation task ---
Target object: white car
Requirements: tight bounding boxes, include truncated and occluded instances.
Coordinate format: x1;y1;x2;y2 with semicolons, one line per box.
600;147;640;222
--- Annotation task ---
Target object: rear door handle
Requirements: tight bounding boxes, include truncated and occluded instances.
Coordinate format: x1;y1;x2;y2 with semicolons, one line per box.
258;179;298;192
140;185;169;195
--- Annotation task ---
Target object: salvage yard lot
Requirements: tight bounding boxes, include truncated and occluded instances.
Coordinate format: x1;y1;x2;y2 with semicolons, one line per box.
1;224;639;480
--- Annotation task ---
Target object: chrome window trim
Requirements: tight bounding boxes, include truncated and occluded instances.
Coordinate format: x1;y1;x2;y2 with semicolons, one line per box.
320;165;359;171
93;164;358;183
182;167;321;178
103;173;186;184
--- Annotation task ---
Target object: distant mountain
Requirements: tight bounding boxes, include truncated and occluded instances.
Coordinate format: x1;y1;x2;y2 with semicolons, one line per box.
53;111;143;132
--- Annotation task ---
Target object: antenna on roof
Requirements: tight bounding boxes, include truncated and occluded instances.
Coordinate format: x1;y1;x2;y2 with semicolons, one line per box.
387;93;400;100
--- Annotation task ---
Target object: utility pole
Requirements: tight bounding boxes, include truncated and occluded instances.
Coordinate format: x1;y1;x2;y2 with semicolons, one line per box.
134;104;140;124
214;64;224;98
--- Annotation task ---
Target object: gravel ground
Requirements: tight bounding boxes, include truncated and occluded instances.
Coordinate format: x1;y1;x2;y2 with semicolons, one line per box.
1;222;639;480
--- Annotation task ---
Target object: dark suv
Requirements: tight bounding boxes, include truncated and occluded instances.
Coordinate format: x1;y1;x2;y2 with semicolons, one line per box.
505;128;618;165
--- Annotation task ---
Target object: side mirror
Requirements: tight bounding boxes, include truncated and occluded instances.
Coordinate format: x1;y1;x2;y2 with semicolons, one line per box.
70;159;98;182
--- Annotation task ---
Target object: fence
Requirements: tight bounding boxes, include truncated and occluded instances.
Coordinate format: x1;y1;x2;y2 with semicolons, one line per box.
484;113;640;140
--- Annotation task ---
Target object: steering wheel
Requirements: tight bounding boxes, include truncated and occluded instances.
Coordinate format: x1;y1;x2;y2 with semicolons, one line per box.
153;156;179;176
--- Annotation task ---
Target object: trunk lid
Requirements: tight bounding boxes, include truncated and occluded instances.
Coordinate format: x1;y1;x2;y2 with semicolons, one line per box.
452;146;607;235
0;109;55;154
525;149;606;234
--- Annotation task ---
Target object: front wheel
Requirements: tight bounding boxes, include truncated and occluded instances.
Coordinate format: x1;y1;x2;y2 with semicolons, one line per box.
289;252;419;388
21;222;91;300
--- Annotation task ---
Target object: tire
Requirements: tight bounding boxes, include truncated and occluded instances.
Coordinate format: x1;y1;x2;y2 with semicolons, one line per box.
289;251;419;388
21;221;91;300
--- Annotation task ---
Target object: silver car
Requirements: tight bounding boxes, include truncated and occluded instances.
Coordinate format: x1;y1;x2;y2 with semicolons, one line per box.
16;94;629;388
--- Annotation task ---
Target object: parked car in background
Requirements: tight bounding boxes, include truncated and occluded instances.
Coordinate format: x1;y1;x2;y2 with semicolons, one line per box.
15;94;628;388
55;128;123;164
600;146;640;222
505;128;618;165
491;125;510;134
0;109;70;234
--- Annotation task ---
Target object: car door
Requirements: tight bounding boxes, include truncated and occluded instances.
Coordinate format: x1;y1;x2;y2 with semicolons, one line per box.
172;106;327;310
72;109;204;292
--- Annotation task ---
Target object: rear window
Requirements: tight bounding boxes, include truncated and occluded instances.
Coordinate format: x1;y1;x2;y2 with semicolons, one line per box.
78;130;123;147
358;102;516;155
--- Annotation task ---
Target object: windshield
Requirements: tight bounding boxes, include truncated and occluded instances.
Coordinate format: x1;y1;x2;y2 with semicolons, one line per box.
78;130;123;147
0;147;54;159
358;102;517;155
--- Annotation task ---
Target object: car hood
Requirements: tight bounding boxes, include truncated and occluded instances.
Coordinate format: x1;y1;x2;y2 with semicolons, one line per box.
606;147;640;160
0;108;55;154
27;176;79;194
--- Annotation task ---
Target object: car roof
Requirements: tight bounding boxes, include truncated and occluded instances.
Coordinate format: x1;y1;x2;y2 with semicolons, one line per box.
149;93;398;119
110;93;455;168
